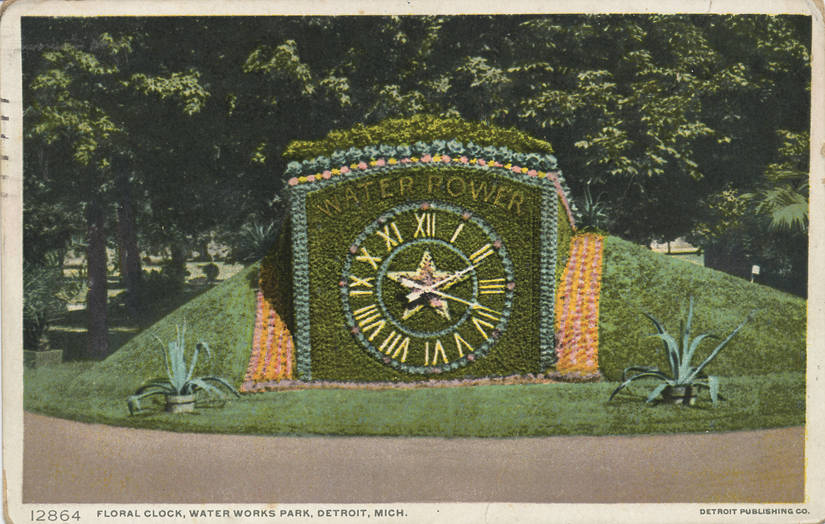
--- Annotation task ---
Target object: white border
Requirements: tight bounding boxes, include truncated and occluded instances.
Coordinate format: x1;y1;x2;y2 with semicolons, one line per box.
2;1;823;523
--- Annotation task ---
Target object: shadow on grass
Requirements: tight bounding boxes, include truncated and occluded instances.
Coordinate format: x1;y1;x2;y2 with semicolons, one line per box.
51;278;231;362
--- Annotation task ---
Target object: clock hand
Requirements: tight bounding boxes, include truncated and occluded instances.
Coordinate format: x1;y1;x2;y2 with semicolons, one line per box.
397;276;425;290
419;287;482;310
406;264;478;302
429;264;476;290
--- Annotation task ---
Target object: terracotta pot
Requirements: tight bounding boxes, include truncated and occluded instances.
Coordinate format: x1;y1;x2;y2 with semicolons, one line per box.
662;385;697;406
165;394;196;413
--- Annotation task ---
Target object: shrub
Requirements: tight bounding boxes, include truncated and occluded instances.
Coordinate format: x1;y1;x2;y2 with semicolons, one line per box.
23;255;84;351
227;221;278;264
283;114;554;162
201;262;220;283
608;297;755;406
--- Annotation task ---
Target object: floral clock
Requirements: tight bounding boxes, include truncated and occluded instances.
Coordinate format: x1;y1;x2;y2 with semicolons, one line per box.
341;201;515;374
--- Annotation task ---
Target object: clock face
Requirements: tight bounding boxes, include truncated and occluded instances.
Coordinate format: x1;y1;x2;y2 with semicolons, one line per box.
341;201;515;374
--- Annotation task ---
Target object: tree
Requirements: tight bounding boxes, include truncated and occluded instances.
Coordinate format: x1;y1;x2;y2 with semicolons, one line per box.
25;18;210;356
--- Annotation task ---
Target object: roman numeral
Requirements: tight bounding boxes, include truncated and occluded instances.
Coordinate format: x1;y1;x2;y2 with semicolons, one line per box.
353;304;381;327
348;273;375;294
353;304;379;318
453;331;473;358
349;275;374;288
469;243;494;265
449;223;464;244
425;340;449;365
362;318;386;341
392;336;410;362
471;316;496;340
472;304;502;323
479;278;506;294
376;222;404;252
352;304;387;342
414;212;436;238
356;247;381;270
378;331;410;362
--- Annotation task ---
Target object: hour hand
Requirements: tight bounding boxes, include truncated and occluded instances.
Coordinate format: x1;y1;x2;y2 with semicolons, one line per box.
397;276;424;290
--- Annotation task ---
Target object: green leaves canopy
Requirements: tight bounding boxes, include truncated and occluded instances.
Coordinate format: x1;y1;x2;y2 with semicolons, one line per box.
24;14;810;261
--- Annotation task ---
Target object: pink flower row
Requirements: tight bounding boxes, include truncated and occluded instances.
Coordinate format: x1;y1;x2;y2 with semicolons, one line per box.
240;373;565;393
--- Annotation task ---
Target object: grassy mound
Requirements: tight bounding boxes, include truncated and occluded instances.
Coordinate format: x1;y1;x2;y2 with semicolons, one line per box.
26;368;804;436
598;236;806;380
64;264;259;400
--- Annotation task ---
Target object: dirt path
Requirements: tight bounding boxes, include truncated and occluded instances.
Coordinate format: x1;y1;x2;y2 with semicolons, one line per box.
23;412;804;503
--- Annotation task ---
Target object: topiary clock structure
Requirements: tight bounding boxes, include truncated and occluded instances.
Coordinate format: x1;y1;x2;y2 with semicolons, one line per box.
249;116;588;388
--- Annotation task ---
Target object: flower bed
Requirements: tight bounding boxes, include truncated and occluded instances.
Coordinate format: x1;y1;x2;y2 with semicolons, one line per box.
553;233;605;379
241;290;295;392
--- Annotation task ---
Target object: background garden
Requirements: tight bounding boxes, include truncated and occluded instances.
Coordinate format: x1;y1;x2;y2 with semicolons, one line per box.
21;15;810;434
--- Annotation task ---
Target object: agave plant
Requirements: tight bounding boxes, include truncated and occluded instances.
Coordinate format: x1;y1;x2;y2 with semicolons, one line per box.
577;180;611;231
609;298;756;406
127;322;239;414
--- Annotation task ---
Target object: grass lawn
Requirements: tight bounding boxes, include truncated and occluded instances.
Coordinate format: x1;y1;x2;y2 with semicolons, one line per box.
24;363;804;437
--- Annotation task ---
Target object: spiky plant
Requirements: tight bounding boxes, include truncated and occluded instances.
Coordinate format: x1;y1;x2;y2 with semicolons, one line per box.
609;298;756;406
127;322;239;414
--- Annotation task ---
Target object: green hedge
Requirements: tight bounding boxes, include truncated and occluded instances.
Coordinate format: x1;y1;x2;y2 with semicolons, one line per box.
283;114;554;162
598;236;806;380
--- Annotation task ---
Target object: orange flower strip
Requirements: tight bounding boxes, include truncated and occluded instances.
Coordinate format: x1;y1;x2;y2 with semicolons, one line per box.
554;233;604;378
241;290;295;393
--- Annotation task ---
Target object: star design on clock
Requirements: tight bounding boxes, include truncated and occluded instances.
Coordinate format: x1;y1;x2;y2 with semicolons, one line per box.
386;250;470;321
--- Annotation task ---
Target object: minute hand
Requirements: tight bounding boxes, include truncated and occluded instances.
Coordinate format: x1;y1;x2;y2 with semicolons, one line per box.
406;264;477;302
420;287;487;310
430;264;477;291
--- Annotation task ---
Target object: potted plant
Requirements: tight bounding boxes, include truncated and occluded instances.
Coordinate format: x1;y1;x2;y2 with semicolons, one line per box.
127;322;240;414
609;297;755;406
23;259;83;368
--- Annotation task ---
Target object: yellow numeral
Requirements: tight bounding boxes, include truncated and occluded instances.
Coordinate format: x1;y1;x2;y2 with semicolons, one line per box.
472;304;502;323
469;244;494;264
349;275;375;288
356;247;381;270
426;340;449;365
453;331;473;357
449;223;464;244
376;222;404;252
471;316;496;340
479;277;506;294
414;212;436;238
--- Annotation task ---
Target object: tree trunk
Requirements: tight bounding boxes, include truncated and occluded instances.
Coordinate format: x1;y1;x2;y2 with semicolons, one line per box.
168;242;189;291
116;172;142;315
85;196;110;359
